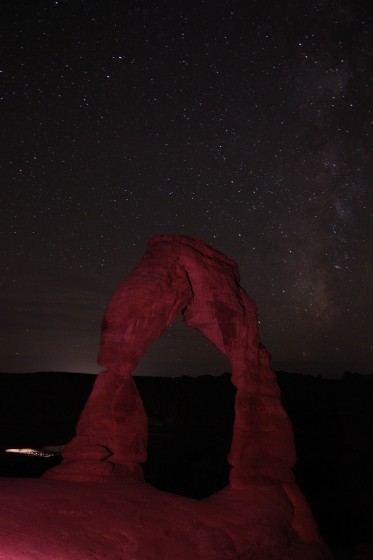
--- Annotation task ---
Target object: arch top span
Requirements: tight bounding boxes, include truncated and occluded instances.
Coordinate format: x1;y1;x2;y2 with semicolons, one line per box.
148;234;240;274
97;234;259;380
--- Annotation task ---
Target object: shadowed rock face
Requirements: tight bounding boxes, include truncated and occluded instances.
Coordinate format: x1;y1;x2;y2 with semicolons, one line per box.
1;235;333;559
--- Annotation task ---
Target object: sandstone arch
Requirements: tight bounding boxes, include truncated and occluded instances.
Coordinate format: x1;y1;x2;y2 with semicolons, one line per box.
42;234;333;559
47;234;294;484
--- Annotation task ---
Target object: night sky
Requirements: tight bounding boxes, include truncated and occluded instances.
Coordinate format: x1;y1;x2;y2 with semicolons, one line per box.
1;0;372;376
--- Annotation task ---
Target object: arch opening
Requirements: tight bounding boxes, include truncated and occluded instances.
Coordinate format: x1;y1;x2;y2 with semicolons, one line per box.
134;317;235;498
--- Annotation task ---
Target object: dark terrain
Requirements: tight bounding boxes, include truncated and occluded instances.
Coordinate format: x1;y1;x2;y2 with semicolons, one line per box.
0;370;372;558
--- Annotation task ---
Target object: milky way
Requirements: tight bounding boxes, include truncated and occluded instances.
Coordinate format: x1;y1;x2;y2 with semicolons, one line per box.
1;1;372;375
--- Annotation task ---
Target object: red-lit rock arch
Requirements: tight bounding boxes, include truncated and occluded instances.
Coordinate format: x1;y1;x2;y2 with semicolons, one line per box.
43;234;332;559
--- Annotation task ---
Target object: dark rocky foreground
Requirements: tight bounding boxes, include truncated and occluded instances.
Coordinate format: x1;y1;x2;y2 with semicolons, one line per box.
0;370;372;558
